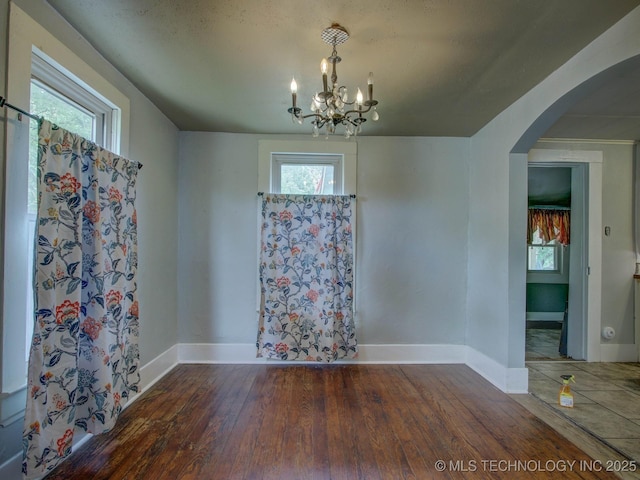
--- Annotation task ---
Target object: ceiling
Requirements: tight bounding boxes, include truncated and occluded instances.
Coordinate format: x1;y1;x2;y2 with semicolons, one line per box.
528;167;571;207
46;0;640;139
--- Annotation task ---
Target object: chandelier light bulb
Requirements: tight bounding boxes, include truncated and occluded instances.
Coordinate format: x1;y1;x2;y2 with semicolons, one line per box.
368;72;374;85
290;78;298;93
321;58;328;75
356;88;363;105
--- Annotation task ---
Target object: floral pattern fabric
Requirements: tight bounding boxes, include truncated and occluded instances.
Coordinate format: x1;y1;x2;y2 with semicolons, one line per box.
23;120;140;479
257;194;357;362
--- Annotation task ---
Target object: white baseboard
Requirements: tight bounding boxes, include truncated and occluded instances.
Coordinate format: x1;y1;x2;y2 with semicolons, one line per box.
177;342;527;393
177;343;469;365
465;348;529;393
354;344;467;363
129;344;179;404
526;311;565;322
600;343;638;362
179;343;262;363
0;454;21;480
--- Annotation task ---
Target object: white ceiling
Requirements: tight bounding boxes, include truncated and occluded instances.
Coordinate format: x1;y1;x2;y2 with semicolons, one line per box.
46;0;640;139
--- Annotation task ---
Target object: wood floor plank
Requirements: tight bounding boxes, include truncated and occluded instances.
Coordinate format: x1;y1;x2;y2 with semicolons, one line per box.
176;364;261;479
371;365;452;479
394;366;481;469
243;364;290;480
45;364;621;480
215;366;277;479
323;366;363;480
349;366;416;479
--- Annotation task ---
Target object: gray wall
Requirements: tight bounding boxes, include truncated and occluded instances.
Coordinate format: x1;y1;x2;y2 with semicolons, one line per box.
178;133;470;346
0;0;179;467
526;284;569;312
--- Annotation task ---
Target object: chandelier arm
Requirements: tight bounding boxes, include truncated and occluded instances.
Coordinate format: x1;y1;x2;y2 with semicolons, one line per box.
342;104;374;117
343;117;363;128
298;112;327;121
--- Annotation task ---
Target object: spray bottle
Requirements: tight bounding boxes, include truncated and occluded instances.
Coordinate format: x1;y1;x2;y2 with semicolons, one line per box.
558;374;576;408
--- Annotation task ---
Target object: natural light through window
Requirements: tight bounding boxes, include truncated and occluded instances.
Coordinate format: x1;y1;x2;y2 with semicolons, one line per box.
271;153;342;195
528;229;559;272
281;164;335;195
24;79;101;361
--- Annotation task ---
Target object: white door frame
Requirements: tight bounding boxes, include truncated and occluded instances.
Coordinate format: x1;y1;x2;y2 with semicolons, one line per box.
528;149;603;362
635;143;640;362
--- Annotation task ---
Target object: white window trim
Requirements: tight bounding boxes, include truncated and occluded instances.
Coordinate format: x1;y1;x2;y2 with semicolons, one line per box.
258;140;357;195
31;52;119;149
1;4;130;417
527;243;561;273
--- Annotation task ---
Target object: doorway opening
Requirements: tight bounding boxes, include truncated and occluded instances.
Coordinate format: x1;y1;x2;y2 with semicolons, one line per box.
525;149;603;363
526;165;572;360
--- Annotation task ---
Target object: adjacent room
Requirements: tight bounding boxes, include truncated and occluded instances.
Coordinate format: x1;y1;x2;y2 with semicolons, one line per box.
2;1;640;478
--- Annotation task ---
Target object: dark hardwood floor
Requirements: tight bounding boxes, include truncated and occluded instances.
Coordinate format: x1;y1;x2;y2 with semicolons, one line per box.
46;364;619;479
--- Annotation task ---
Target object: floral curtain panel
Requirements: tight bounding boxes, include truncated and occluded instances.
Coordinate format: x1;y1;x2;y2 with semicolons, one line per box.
23;120;140;478
527;208;570;245
257;194;357;362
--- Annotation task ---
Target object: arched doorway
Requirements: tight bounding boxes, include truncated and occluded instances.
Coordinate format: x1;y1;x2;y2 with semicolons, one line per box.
510;55;640;367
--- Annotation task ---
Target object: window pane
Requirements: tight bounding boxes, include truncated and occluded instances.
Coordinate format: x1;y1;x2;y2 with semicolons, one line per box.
28;80;95;214
30;80;94;137
26;81;96;360
528;245;557;271
280;164;335;194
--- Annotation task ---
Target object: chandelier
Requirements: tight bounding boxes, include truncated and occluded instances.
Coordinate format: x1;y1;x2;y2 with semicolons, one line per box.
288;23;379;138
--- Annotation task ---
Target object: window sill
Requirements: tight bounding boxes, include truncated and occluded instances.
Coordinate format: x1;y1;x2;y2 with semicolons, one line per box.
0;386;27;427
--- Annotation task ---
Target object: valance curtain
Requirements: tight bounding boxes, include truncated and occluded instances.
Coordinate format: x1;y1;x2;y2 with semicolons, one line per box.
527;208;570;245
23;120;140;478
257;194;357;362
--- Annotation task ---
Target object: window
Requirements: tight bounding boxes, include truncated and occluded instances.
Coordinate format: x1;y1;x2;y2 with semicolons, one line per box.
527;229;561;272
528;244;559;271
258;140;357;195
2;4;129;406
272;153;342;194
22;55;119;365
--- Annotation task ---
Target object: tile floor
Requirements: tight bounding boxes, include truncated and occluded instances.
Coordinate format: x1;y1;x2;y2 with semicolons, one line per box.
526;361;640;467
526;323;564;361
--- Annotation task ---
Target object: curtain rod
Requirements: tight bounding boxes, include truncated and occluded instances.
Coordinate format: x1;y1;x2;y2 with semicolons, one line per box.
1;95;143;170
258;192;356;198
528;205;570;211
0;95;40;121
